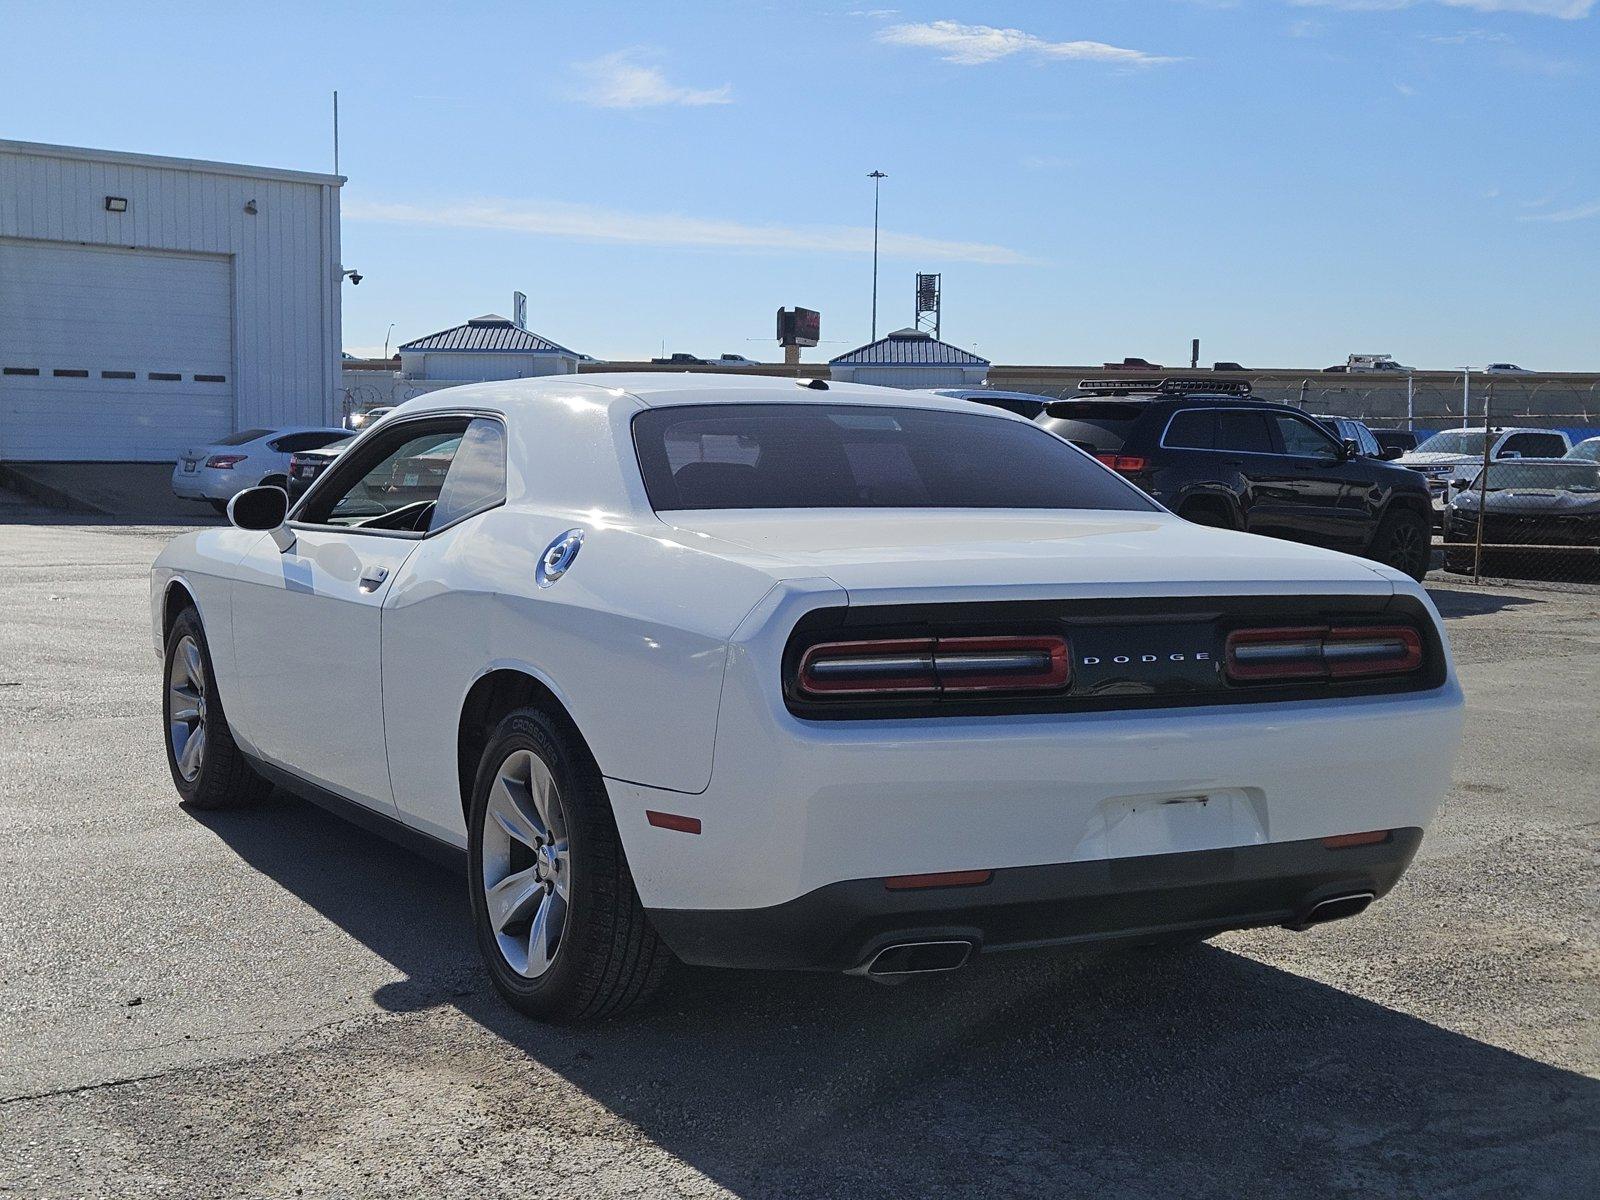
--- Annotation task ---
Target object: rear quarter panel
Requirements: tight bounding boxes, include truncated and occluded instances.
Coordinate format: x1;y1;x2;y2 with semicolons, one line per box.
380;506;788;846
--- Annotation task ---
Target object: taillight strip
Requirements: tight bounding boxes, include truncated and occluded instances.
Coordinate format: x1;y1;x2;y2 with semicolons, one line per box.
1225;625;1423;683
798;634;1070;698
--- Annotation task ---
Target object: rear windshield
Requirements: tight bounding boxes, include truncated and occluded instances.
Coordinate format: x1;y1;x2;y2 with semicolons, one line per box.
632;403;1156;512
216;428;273;447
1034;403;1144;453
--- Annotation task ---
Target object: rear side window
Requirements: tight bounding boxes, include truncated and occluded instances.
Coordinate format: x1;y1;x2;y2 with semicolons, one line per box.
1163;409;1216;450
270;430;353;453
429;418;507;531
1216;411;1274;454
634;404;1156;512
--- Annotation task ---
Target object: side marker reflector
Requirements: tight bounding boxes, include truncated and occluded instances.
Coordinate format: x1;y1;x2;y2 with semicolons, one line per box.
1321;830;1390;849
646;810;702;835
885;869;994;891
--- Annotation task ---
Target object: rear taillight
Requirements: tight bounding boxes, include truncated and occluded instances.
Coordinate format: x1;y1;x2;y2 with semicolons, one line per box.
1092;453;1148;474
1225;625;1422;683
205;454;246;469
797;635;1070;699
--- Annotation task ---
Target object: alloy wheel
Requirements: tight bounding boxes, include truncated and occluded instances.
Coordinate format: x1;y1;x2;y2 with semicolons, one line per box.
167;635;207;782
481;748;571;979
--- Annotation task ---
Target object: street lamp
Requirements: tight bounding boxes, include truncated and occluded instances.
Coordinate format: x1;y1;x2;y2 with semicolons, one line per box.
868;170;887;341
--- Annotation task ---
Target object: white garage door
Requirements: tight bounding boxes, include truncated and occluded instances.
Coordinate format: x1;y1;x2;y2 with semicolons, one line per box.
0;240;234;461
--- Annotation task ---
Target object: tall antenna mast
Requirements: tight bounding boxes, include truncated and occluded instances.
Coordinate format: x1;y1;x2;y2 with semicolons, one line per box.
868;170;887;341
333;90;340;175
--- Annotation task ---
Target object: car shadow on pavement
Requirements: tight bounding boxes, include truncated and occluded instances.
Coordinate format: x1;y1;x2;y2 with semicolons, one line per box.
195;791;1600;1199
1426;586;1544;618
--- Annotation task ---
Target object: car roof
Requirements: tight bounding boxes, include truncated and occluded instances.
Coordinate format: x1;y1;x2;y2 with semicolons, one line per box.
929;388;1054;402
395;371;1024;422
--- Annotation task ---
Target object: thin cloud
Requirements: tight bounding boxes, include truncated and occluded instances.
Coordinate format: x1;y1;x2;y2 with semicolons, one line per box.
570;50;732;109
875;21;1181;66
1290;0;1593;18
1518;199;1600;221
346;199;1032;265
1421;27;1511;41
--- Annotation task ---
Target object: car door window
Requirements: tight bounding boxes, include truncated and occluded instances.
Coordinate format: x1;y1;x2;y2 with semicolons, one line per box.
1215;410;1273;455
1271;413;1341;459
298;419;471;531
1163;409;1217;449
1355;424;1382;457
271;430;352;454
429;418;507;531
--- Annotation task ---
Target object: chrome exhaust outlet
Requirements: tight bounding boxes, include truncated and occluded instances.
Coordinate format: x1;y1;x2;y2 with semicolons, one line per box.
1298;891;1376;928
857;939;974;978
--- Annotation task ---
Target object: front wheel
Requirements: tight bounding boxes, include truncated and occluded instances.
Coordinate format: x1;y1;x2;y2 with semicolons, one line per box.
467;708;669;1021
1370;508;1432;582
163;608;272;808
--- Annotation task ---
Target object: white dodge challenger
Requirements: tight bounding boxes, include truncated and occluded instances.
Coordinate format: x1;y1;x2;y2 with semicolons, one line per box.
151;374;1465;1020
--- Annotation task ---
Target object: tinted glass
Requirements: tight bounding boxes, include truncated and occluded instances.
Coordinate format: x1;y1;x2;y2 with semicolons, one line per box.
301;422;467;528
1163;409;1216;449
1035;403;1144;453
1474;463;1600;492
1272;413;1340;458
1215;410;1273;454
1500;433;1568;458
216;428;272;447
430;419;507;531
1567;440;1600;462
271;430;354;453
634;404;1156;512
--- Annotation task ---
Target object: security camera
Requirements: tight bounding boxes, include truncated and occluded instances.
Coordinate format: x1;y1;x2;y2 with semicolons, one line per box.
342;268;363;286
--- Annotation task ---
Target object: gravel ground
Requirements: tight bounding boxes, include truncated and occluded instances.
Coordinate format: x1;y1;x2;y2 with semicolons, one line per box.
0;521;1596;1199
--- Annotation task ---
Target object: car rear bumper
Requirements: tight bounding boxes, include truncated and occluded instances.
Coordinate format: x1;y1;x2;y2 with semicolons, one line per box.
170;466;236;500
647;829;1422;971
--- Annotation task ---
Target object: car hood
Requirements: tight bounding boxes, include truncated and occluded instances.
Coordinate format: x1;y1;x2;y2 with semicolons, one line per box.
1399;453;1475;469
1454;490;1600;514
660;510;1395;602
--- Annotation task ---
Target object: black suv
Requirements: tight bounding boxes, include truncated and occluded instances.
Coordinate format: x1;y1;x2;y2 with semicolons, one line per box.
1036;379;1434;580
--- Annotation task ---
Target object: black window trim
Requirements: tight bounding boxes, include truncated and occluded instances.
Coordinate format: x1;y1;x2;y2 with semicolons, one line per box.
286;408;508;541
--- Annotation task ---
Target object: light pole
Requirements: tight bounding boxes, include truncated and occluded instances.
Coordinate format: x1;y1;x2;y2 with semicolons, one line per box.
382;322;395;359
868;170;887;341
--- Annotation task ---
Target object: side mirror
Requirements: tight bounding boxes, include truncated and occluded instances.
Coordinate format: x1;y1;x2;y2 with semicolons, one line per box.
1449;478;1470;491
1340;438;1360;460
1380;446;1405;461
227;485;288;531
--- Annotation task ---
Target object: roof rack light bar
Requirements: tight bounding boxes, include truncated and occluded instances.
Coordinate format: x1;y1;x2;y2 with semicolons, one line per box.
1076;377;1253;397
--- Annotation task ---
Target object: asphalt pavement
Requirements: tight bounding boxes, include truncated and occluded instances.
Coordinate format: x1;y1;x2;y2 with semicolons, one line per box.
1;521;1596;1199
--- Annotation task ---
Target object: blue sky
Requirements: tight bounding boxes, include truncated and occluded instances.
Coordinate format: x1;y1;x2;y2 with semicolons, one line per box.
3;1;1595;368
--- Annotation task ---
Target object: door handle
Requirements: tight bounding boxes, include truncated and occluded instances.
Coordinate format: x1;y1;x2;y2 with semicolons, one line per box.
358;565;390;593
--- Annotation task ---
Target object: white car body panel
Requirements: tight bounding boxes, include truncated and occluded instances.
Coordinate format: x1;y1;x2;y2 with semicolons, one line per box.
170;426;352;502
152;373;1465;961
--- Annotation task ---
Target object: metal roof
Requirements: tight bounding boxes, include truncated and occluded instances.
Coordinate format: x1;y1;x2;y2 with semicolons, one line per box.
0;138;344;187
398;315;581;356
830;328;990;367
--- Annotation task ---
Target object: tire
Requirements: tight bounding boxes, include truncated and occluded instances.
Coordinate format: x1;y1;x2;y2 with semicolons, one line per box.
162;607;273;809
1370;507;1432;582
259;474;288;492
467;708;669;1021
208;499;230;515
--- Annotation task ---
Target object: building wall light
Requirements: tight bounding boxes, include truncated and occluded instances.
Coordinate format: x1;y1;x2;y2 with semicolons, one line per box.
104;196;128;213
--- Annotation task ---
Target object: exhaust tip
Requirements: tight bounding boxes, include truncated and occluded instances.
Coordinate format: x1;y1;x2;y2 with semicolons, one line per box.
862;939;974;977
1299;891;1376;927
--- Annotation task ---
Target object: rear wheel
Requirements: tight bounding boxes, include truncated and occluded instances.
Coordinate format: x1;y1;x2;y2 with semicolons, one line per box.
467;708;668;1021
163;607;272;809
1370;507;1432;581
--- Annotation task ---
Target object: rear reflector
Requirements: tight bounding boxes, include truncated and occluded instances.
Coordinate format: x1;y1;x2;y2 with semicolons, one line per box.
798;635;1069;698
1092;453;1149;473
1321;830;1391;849
1226;625;1422;683
645;810;702;835
884;869;994;891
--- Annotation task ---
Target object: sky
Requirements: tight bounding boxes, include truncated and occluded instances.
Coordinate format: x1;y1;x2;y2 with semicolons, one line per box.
2;0;1596;369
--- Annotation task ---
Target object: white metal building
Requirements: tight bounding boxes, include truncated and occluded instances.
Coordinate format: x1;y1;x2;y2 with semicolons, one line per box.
398;313;583;382
0;139;343;461
829;327;989;389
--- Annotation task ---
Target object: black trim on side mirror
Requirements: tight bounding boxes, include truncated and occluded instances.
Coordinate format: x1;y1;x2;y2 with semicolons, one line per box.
228;486;288;531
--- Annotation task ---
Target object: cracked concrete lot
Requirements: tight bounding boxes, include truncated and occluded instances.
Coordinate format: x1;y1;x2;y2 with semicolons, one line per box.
1;521;1597;1198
